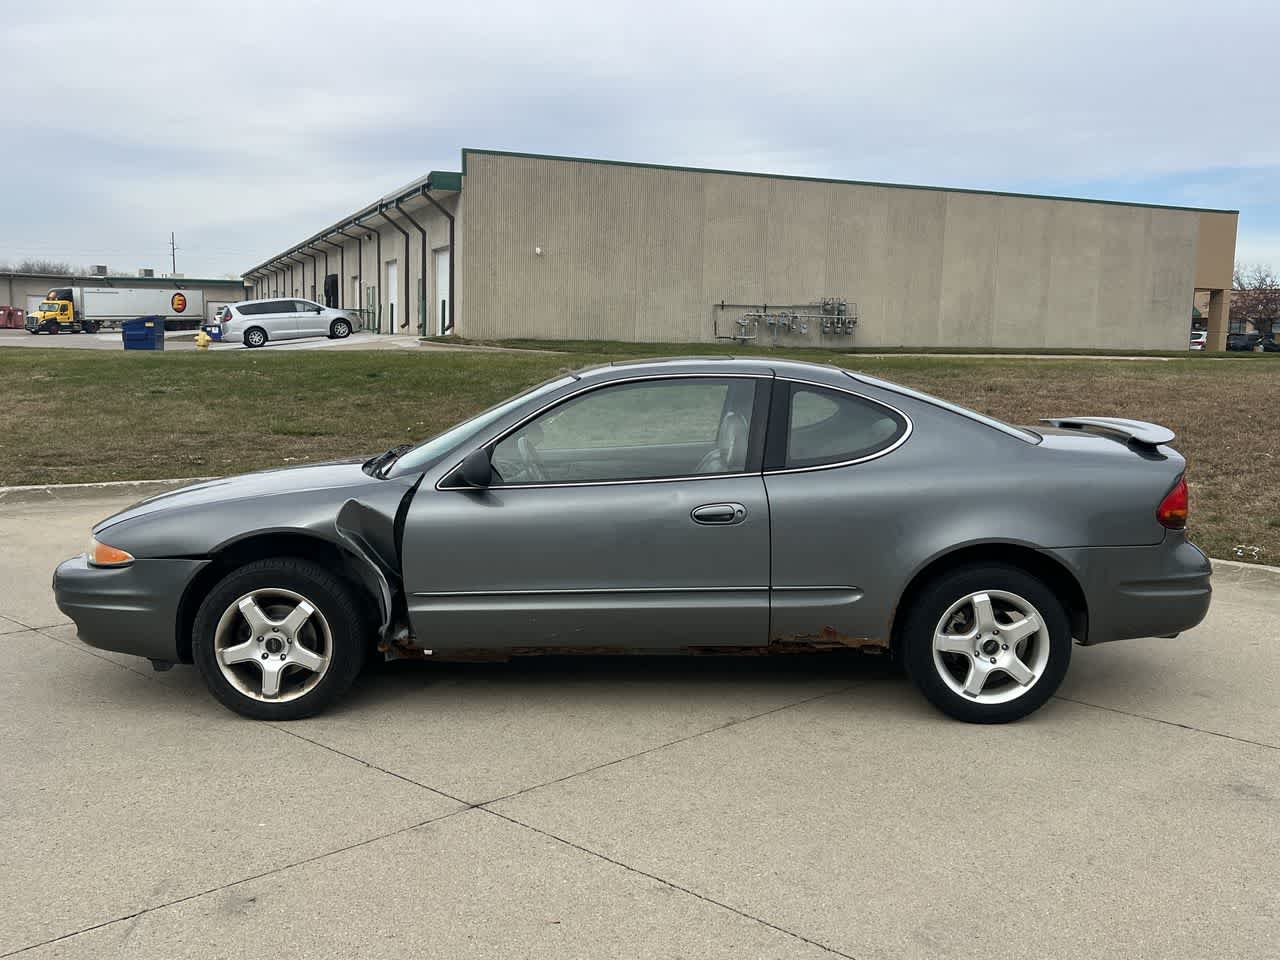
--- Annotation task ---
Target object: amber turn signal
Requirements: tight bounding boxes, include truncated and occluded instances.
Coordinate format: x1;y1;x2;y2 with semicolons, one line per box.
87;536;134;567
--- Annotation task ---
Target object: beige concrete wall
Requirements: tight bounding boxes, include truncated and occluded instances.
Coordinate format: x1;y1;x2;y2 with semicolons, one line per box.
459;153;1215;349
1195;211;1238;290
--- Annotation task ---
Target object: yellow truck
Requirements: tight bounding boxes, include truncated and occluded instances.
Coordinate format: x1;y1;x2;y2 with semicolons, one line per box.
25;286;204;335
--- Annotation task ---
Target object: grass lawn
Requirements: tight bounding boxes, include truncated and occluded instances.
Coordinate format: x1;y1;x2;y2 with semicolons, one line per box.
2;343;1276;564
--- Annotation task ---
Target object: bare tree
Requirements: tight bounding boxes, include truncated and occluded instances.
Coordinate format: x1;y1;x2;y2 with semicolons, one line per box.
10;258;82;276
1232;262;1280;339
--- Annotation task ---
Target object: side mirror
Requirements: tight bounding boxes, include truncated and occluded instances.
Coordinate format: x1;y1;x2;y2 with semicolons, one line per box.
458;448;493;488
315;305;323;312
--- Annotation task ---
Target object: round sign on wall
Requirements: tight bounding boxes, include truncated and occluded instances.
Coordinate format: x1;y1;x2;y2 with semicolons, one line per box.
171;293;187;313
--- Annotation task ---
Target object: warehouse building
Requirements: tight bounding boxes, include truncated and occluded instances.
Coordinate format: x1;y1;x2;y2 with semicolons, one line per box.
244;149;1239;350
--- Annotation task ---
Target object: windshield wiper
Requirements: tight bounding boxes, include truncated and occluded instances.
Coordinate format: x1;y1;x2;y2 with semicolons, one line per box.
363;443;414;478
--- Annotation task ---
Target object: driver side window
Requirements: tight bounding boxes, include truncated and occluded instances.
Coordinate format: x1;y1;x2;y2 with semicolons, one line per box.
491;377;758;484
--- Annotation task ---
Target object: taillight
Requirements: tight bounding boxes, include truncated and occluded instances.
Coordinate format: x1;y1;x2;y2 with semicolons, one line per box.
1157;475;1188;530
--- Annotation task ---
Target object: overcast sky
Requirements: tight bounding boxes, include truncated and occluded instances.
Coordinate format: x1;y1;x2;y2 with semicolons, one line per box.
4;0;1277;279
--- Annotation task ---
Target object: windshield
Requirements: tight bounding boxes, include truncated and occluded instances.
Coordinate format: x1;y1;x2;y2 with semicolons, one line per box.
388;374;578;476
38;302;62;313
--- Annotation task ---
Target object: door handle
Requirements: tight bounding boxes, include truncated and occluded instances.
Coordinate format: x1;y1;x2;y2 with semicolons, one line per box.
691;502;747;525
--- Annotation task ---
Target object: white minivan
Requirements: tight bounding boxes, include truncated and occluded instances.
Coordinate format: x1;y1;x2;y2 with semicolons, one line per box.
221;298;359;347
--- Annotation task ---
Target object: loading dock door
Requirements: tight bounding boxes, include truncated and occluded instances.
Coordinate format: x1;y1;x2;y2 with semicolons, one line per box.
434;249;450;335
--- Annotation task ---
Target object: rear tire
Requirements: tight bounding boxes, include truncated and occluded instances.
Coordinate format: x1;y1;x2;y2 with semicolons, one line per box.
901;564;1071;723
192;557;369;720
244;327;267;348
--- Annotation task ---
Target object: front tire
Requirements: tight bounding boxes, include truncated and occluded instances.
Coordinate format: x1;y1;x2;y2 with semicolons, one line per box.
328;318;352;339
192;557;369;720
901;564;1071;723
244;327;267;348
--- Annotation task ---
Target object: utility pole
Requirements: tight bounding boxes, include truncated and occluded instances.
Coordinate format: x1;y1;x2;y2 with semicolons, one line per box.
169;232;177;275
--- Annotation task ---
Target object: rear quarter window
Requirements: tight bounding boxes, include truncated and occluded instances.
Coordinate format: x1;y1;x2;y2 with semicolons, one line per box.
784;384;907;469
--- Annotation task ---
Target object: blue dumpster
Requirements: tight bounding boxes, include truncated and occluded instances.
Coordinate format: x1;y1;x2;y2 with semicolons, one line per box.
201;321;223;341
121;316;165;351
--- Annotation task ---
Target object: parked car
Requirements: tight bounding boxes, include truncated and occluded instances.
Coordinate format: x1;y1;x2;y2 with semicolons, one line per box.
1189;331;1207;350
52;358;1211;723
1226;332;1262;351
1258;338;1280;353
220;298;357;347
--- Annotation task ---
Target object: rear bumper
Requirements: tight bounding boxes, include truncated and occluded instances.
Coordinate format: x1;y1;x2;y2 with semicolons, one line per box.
1049;534;1212;645
53;555;208;662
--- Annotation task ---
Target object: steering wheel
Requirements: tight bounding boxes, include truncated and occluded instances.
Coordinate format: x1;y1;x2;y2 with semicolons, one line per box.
516;435;549;482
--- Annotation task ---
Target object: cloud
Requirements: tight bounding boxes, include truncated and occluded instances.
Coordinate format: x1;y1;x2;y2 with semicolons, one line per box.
3;0;1277;276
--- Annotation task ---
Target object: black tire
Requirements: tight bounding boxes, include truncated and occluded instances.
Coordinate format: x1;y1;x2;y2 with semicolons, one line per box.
192;557;370;720
900;564;1071;723
244;327;267;348
328;318;352;339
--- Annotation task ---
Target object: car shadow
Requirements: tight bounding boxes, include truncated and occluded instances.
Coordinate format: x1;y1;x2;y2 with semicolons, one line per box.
334;649;907;713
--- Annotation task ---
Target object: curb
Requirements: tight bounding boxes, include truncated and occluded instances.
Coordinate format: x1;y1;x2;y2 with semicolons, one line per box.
1208;556;1280;586
0;477;211;507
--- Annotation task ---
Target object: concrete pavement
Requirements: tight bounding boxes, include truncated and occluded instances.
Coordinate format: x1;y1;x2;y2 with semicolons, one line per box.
1;493;1276;959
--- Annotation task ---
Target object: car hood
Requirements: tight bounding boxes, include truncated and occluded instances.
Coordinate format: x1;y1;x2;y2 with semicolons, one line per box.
94;459;377;533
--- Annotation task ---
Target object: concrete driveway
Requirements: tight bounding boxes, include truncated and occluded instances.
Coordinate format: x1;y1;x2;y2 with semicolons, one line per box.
0;329;421;352
1;491;1276;959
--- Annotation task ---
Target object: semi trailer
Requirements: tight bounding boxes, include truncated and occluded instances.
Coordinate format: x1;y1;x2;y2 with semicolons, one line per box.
25;286;205;334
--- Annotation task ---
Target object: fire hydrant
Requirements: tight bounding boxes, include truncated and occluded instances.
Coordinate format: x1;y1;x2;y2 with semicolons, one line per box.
194;329;212;350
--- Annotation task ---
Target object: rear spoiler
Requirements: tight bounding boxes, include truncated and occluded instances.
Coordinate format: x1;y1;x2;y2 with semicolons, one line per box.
1040;417;1175;450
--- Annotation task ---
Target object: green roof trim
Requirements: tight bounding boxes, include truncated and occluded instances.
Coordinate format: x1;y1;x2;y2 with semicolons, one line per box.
1;271;247;286
460;148;1239;216
428;170;462;192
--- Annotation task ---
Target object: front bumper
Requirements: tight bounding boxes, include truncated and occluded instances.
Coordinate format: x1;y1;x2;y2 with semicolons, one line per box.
53;554;209;662
1049;534;1212;645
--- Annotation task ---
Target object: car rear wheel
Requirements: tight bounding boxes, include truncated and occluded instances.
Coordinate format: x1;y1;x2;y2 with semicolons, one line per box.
244;327;267;348
329;318;352;339
192;557;369;720
901;564;1071;723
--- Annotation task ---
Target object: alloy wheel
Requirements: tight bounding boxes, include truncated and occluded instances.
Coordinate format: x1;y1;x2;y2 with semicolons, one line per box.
213;588;332;702
931;589;1050;704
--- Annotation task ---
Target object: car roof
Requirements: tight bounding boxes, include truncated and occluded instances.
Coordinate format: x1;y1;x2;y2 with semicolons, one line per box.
574;356;848;383
231;297;311;307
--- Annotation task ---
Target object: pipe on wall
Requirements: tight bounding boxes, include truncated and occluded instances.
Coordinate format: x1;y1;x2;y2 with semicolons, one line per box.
376;206;411;332
393;199;430;336
420;187;455;335
335;227;362;320
352;219;381;331
301;247;320;302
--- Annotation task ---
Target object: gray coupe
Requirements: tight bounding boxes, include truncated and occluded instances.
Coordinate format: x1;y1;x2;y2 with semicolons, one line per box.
53;358;1211;723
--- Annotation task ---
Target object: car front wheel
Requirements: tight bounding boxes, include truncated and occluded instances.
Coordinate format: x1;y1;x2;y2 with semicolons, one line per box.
329;318;352;339
192;557;369;720
901;564;1071;723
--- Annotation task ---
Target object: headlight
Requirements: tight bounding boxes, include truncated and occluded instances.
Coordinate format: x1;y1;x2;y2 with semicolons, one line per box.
87;536;134;567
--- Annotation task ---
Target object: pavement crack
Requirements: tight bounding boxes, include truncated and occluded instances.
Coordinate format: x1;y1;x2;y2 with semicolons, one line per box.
1054;695;1279;751
484;807;858;960
32;625;158;680
477;683;862;807
0;808;469;958
269;725;476;807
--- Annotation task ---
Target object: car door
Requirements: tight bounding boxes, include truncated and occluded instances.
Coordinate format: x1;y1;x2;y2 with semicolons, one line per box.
293;300;324;337
250;300;294;340
762;378;912;645
401;374;772;650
